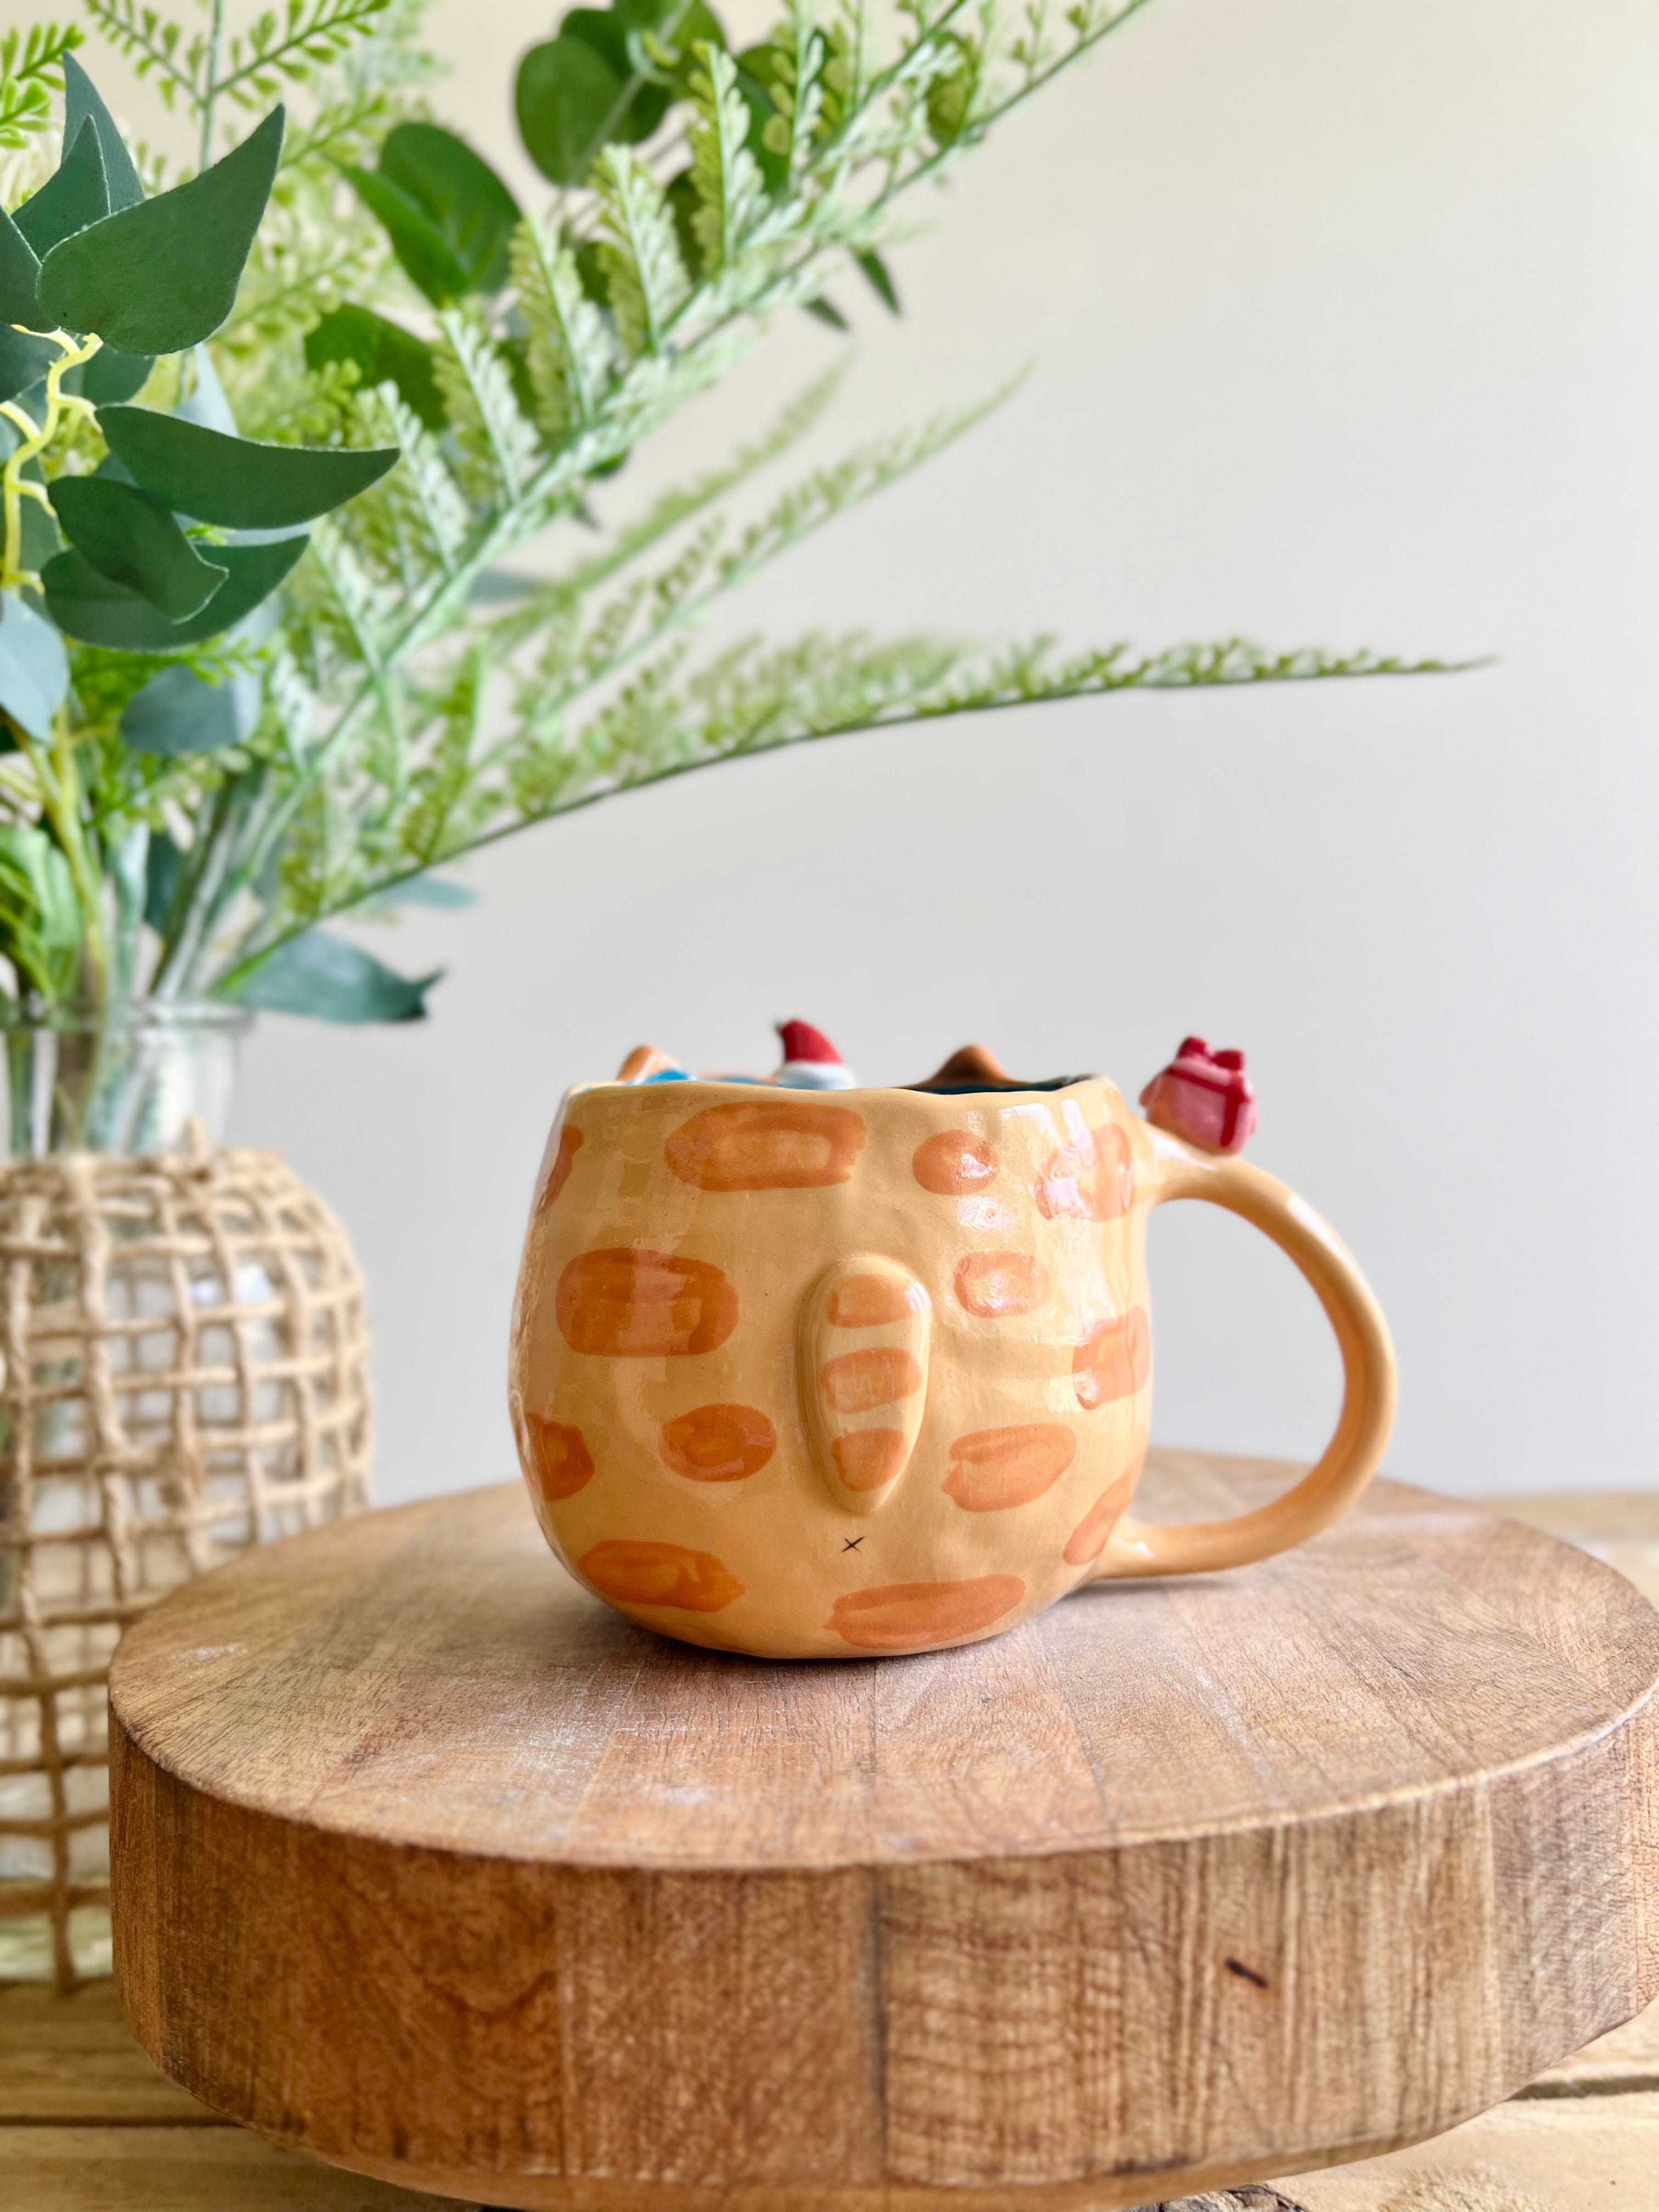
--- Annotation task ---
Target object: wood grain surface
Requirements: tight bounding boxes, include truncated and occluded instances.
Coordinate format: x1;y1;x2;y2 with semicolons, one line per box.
8;1978;1658;2212
106;1455;1659;2212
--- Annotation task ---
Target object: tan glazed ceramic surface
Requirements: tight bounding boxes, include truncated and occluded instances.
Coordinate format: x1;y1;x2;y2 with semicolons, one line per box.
509;1058;1397;1658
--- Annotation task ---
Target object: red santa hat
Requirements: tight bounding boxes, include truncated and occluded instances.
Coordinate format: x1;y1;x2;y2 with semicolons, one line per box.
774;1020;857;1090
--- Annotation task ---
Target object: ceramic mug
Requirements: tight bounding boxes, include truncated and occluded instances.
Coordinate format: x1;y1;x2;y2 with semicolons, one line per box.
509;1054;1396;1658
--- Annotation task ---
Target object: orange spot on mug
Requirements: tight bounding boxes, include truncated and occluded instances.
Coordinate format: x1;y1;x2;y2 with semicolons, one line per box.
555;1248;738;1359
578;1539;744;1613
944;1425;1076;1513
954;1250;1049;1317
912;1129;998;1196
660;1404;776;1482
523;1415;595;1502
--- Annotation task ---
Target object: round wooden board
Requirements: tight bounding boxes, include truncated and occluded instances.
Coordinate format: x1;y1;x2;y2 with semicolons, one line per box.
109;1453;1659;2212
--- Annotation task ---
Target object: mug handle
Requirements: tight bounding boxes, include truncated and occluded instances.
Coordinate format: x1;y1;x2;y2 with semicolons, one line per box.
1094;1127;1397;1579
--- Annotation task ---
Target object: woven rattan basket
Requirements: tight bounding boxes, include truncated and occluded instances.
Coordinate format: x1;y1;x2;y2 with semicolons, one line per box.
0;1136;372;1988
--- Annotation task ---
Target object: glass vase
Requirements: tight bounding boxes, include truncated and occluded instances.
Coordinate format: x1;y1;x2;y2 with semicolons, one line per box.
0;1000;250;1159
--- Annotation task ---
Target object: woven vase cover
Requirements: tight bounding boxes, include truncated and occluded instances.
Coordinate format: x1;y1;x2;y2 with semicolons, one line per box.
0;1141;372;1989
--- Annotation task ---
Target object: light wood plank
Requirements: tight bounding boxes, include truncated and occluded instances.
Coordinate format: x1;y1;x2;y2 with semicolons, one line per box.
0;2125;476;2210
0;1982;210;2124
1525;1996;1659;2094
1278;2087;1659;2209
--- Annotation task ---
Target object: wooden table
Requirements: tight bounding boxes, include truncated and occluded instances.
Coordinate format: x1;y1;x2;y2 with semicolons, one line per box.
5;1482;1657;2211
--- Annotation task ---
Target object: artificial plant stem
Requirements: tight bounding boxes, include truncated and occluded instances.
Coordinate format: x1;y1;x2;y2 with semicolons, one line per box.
149;780;243;997
110;822;150;1001
0;333;101;588
24;721;109;998
198;0;226;171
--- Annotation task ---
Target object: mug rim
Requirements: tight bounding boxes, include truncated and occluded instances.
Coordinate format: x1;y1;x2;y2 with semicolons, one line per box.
569;1071;1111;1105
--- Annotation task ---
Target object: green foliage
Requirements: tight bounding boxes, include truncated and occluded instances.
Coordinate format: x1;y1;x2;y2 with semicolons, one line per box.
42;533;309;647
0;822;80;993
63;50;143;207
0;328;60;404
343;120;519;303
99;404;397;524
48;476;229;618
120;659;252;752
0;23;82;151
515;0;720;185
16;118;110;255
304;301;443;426
81;0;391;121
0;0;1458;1042
0;590;69;740
236;922;438;1017
39;107;285;351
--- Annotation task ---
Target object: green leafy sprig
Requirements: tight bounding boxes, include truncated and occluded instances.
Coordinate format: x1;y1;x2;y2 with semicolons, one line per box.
0;0;1463;1056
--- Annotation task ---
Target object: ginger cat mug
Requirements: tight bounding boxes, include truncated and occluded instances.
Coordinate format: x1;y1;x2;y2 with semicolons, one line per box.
509;1042;1396;1660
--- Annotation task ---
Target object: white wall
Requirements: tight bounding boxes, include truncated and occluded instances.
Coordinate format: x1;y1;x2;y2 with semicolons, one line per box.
214;0;1657;1502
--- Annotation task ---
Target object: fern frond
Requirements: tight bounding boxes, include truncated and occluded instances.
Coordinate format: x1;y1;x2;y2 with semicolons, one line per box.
687;44;766;274
587;363;849;583
432;312;540;505
595;147;690;360
354;387;472;580
509;220;615;439
216;0;392;110
79;0;201;105
775;4;828;182
0;21;82;151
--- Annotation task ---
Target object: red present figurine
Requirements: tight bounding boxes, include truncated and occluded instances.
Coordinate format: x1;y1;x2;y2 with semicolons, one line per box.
1139;1037;1257;1155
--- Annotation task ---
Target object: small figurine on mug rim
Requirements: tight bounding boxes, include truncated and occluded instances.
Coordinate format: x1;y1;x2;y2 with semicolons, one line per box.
509;1029;1395;1661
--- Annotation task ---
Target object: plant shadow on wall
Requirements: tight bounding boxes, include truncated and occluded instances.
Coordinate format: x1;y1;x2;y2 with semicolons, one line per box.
0;0;1466;1092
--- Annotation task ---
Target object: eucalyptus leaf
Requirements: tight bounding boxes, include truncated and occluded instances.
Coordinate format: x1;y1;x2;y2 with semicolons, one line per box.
346;123;519;305
49;477;229;619
0;211;42;329
14;120;109;258
856;251;900;315
62;54;145;213
382;124;520;289
121;662;253;755
235;929;440;1023
143;828;184;933
42;533;307;650
75;347;155;404
565;9;671;127
347;168;467;306
376;873;477;909
98;408;398;529
38;107;284;356
803;296;849;331
0;590;69;742
516;33;628;187
18;478;62;572
0;328;58;406
305;303;444;430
